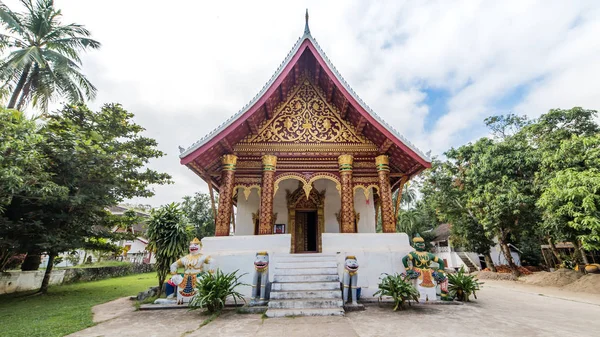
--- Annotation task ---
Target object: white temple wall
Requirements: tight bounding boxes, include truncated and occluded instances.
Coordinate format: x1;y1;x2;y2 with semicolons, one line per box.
322;233;413;299
273;180;297;233
235;188;260;236
202;234;291;297
354;188;376;233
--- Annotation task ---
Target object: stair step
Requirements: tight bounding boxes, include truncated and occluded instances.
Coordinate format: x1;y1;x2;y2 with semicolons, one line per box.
271;281;340;291
277;255;337;262
277;261;337;269
273;274;339;283
274;267;338;275
269;298;343;309
266;308;345;318
270;290;342;300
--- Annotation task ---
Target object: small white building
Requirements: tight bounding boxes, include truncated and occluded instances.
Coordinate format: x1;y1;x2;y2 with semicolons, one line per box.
431;223;521;272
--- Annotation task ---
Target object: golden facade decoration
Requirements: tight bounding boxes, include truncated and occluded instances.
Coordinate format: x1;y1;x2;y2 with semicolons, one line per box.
234;185;261;200
273;172;342;199
240;73;370;145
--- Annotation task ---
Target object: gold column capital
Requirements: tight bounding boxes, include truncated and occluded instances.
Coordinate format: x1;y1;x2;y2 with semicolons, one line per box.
338;154;353;173
222;154;238;171
375;155;390;172
262;154;277;171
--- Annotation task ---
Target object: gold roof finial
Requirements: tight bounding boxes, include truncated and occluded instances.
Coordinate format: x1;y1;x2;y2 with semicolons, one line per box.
304;9;311;35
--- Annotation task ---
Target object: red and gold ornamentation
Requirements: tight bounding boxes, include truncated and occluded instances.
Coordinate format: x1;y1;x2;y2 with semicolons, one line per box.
215;154;237;236
338;154;356;233
259;155;277;234
376;155;395;233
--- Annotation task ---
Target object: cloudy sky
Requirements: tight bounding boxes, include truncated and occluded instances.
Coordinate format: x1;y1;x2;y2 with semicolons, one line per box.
6;0;600;206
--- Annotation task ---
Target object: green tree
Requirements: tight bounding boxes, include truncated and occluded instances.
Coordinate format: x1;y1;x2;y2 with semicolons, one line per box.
419;159;497;270
2;103;171;292
181;192;217;240
538;134;600;256
0;107;65;271
146;203;190;296
0;0;100;110
526;108;600;264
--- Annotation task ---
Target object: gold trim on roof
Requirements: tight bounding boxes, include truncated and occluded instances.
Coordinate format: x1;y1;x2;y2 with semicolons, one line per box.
237;72;374;146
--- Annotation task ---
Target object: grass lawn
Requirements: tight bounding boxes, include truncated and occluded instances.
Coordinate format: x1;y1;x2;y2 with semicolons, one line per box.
0;272;157;337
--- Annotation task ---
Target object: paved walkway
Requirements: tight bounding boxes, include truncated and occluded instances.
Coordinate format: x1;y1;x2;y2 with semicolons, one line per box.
69;281;600;337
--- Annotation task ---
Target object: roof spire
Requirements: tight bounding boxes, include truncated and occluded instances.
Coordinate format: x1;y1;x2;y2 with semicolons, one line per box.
304;9;310;35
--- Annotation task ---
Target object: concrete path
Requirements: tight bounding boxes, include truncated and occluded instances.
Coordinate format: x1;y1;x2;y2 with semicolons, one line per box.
69;281;600;337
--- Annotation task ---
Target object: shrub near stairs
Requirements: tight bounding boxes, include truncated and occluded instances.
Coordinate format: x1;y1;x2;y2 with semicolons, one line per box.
374;273;419;310
447;267;483;302
189;269;247;313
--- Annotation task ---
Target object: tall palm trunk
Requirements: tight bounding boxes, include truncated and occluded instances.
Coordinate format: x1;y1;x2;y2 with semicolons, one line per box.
7;63;32;109
16;65;38;111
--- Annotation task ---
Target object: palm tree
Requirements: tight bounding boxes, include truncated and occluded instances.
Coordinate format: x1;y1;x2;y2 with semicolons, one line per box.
400;182;417;209
396;209;422;237
0;0;100;111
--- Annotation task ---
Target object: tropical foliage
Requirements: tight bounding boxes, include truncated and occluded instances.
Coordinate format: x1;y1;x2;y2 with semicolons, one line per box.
373;273;419;310
0;0;100;111
0;103;170;293
416;107;599;275
146;203;190;295
181;192;217;240
189;269;247;313
447;267;482;302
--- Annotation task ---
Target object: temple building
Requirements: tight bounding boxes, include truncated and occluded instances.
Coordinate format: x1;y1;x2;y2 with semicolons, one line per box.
179;15;430;254
178;14;431;307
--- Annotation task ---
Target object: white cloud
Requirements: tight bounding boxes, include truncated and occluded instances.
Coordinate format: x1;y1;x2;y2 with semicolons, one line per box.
4;0;599;206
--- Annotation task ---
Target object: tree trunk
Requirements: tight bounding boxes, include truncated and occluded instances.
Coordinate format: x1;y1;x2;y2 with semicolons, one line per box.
39;251;57;294
21;252;41;271
571;240;589;273
574;240;589;265
16;65;37;111
7;63;32;109
547;237;563;265
499;240;520;277
484;253;497;272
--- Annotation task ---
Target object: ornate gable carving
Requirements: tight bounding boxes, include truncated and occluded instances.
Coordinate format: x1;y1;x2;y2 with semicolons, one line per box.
239;73;372;145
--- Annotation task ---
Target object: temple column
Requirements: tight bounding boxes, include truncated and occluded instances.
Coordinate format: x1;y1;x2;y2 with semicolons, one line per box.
215;154;237;236
259;155;277;234
376;155;395;233
338;154;356;233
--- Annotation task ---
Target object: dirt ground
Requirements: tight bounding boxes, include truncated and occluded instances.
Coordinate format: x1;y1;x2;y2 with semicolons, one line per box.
69;281;600;337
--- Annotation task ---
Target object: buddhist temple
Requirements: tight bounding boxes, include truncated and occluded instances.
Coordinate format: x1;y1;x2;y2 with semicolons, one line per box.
180;12;430;256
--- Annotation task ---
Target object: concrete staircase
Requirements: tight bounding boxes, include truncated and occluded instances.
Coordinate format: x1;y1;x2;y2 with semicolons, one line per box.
456;252;479;272
266;253;344;317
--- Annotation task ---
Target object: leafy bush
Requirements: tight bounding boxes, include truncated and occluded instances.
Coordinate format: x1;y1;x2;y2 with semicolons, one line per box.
373;273;419;310
189;269;247;313
447;267;482;301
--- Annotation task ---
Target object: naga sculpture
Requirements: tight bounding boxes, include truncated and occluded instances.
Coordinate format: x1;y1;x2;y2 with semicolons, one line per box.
169;237;213;305
251;251;270;305
342;255;359;305
402;234;447;301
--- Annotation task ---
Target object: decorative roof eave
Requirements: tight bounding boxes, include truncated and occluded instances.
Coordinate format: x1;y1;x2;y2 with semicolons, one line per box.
180;31;431;168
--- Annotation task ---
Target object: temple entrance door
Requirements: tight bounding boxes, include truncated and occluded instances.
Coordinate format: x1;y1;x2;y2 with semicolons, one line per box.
287;181;325;253
295;211;317;253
